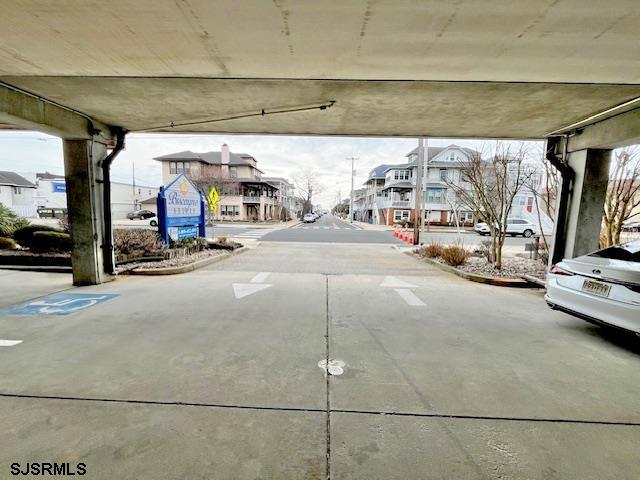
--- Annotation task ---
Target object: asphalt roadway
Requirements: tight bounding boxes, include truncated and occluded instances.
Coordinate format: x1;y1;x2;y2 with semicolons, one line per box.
1;241;639;479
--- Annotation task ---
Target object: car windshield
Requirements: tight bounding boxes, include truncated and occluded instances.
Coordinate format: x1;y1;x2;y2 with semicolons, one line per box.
589;241;640;262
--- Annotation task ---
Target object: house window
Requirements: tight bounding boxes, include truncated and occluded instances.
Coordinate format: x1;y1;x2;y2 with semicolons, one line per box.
170;161;191;174
221;205;240;216
229;167;237;178
426;188;446;204
13;187;22;195
447;152;457;161
394;210;410;222
439;169;448;181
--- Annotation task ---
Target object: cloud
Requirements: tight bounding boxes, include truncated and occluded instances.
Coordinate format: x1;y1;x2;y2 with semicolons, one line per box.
0;131;544;207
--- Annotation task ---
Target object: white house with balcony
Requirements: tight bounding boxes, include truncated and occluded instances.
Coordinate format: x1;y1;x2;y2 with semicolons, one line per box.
406;145;480;226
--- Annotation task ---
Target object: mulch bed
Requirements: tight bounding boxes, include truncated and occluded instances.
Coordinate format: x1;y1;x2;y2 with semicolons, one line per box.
421;254;547;280
115;249;226;273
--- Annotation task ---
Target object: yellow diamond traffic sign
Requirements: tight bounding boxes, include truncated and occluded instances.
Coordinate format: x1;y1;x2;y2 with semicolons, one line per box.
207;187;220;211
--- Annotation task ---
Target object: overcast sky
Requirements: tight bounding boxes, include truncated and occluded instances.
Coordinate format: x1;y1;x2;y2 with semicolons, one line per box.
0;132;543;208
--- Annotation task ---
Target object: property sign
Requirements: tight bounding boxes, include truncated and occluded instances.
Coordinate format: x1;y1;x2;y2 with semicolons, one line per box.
207;187;220;211
157;174;205;243
52;182;66;193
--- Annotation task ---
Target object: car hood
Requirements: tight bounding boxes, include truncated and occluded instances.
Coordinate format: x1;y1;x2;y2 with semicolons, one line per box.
561;256;640;285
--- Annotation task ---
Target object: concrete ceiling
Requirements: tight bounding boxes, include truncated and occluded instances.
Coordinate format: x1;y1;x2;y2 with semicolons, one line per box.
1;0;639;138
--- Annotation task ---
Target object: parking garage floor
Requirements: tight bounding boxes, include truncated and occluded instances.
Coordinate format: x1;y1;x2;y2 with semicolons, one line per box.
1;243;639;479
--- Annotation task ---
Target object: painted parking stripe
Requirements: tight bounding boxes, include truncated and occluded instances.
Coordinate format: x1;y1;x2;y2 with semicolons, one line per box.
394;288;425;306
0;339;22;347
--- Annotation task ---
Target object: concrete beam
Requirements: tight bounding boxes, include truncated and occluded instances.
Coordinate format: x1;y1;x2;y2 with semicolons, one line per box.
0;82;113;143
566;107;640;152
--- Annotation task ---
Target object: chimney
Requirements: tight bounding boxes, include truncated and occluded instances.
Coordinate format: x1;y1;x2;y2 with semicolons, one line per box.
221;143;230;164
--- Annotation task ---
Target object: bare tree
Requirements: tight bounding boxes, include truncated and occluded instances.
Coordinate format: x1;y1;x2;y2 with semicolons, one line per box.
293;168;324;216
446;142;534;270
190;171;241;223
602;146;640;247
525;151;560;256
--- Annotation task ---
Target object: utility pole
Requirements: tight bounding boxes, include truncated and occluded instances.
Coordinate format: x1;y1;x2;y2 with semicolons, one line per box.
132;160;137;211
414;139;424;245
420;138;428;241
347;157;358;223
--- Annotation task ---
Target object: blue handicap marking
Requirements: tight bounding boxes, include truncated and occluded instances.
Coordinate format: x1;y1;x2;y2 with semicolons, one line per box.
3;293;119;316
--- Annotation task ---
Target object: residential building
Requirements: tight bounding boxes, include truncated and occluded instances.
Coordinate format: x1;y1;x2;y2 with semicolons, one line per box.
362;164;390;224
262;176;299;220
31;171;158;220
406;145;480;226
154;144;279;221
0;171;37;218
351;188;368;221
364;145;478;226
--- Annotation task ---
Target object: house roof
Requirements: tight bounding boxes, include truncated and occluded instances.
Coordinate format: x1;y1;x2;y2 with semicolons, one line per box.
0;171;36;188
405;144;481;160
154;150;263;172
382;181;414;190
36;171;65;180
367;164;392;180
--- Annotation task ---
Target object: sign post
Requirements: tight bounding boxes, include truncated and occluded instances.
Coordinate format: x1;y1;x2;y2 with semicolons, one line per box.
157;174;205;244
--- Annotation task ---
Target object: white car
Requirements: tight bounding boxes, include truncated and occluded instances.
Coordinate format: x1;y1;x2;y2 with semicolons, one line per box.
546;240;640;334
303;213;316;223
474;218;537;238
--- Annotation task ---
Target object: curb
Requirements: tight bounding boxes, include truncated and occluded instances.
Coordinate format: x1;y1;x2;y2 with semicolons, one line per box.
419;256;539;288
287;221;302;228
127;246;249;276
521;274;547;287
0;265;72;274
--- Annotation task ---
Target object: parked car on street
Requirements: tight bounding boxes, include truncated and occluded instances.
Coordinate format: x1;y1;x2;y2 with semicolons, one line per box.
303;213;316;223
546;239;640;334
622;221;640;232
126;209;156;220
474;218;537;237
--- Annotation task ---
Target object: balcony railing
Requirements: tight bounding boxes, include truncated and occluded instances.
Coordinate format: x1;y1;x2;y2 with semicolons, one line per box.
243;196;276;204
378;198;413;208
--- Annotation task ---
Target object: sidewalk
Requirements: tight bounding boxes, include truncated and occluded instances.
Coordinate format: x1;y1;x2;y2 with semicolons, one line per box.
353;221;474;234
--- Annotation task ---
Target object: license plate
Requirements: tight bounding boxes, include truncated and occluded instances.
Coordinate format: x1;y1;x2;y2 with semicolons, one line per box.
582;279;611;297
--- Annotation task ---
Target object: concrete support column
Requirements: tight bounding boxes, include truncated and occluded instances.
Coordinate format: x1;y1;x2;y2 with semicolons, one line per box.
559;148;611;259
63;139;111;285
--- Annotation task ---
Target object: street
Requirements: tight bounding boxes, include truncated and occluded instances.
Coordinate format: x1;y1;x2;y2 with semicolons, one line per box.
1;241;639;479
207;213;541;249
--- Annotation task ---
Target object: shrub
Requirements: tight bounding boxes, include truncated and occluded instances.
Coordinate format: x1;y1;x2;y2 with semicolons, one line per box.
0;203;30;238
0;236;18;249
13;224;64;249
441;245;469;267
30;231;72;252
113;228;166;256
420;242;444;258
58;215;70;233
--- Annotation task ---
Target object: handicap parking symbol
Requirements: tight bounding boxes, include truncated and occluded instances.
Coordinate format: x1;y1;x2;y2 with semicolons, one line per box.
2;293;119;316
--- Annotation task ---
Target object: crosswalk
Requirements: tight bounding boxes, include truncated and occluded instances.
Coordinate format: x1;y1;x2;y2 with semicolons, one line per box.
295;225;354;230
230;228;277;240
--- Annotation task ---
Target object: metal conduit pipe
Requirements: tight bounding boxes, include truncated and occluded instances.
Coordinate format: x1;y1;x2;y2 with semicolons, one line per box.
546;136;574;265
101;128;126;274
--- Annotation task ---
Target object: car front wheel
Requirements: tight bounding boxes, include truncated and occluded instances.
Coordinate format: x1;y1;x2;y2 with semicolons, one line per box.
523;229;533;238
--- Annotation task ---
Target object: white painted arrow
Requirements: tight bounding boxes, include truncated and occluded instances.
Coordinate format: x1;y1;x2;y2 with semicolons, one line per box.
233;283;272;299
250;272;271;283
394;289;425;306
380;276;418;289
0;339;22;347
